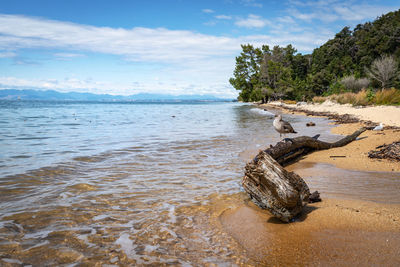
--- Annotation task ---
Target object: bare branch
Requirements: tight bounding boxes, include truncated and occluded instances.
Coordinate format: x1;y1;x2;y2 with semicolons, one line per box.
367;55;398;89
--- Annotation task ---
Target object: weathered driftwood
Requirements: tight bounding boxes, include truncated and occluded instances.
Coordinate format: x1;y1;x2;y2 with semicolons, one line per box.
243;127;366;222
263;127;367;165
243;152;310;222
368;141;400;161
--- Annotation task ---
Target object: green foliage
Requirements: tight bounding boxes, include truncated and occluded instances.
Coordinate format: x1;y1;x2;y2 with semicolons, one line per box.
229;9;400;102
324;82;345;96
229;44;264;102
366;88;375;102
249;88;264;102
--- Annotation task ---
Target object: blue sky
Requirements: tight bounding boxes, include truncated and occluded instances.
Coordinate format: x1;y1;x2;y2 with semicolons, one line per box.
0;0;399;98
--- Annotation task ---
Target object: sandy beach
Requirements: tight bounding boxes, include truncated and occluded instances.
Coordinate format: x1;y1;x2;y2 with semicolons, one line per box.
267;100;400;127
217;101;400;266
263;101;400;172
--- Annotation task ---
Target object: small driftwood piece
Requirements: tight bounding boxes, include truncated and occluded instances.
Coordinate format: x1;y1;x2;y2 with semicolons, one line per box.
368;141;400;161
243;127;366;222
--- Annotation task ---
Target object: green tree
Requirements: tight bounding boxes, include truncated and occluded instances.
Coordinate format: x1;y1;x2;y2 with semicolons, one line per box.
229;9;400;101
229;44;264;101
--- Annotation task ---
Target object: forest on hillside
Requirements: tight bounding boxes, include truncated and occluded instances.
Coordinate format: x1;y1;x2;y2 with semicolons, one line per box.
230;9;400;102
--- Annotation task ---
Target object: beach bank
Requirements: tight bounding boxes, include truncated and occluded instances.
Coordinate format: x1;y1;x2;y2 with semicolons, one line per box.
261;101;400;172
216;101;400;266
265;100;400;127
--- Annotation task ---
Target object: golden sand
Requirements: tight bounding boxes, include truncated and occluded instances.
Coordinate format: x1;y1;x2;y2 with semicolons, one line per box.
262;101;400;172
217;102;400;266
219;198;400;266
296;123;400;172
267;100;400;127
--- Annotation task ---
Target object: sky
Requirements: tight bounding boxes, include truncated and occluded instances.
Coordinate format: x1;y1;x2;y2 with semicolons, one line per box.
0;0;399;98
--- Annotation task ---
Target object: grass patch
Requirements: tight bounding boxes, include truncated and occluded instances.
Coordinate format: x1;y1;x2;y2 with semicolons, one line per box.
374;88;400;105
283;100;297;104
312;88;400;106
312;96;327;103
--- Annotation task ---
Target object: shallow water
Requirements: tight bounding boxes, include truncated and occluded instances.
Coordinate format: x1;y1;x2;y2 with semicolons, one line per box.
287;162;400;204
0;101;399;265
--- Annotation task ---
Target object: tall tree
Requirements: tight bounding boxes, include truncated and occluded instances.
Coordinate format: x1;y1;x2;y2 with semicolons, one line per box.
229;44;264;101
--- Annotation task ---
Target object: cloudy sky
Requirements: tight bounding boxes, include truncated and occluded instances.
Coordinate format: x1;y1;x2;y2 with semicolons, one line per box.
0;0;399;98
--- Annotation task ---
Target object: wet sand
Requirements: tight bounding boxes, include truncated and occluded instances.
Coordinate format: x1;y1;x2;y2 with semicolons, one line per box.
217;103;400;266
219;198;400;266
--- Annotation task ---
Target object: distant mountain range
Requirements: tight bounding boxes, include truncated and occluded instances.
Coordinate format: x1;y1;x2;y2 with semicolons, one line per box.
0;89;234;102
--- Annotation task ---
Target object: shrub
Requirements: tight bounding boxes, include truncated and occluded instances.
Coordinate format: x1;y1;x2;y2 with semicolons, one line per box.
353;90;369;106
312;96;327;103
320;88;400;106
374;88;400;105
366;89;375;102
331;92;356;104
340;75;370;92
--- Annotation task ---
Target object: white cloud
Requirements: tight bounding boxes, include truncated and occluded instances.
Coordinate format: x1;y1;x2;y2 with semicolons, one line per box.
54;52;85;60
54;52;84;58
235;14;270;28
0;76;238;98
202;9;214;14
241;0;263;8
288;1;398;23
0;51;17;58
333;5;395;21
0;14;338;97
288;9;317;22
243;31;329;52
0;14;239;64
277;16;296;24
203;20;217;26
215;15;232;20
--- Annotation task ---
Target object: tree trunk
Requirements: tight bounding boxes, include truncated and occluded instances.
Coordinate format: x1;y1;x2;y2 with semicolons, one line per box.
242;127;366;222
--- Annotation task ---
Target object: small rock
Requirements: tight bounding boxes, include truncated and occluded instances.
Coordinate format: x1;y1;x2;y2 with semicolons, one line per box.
309;191;321;203
306;122;316;127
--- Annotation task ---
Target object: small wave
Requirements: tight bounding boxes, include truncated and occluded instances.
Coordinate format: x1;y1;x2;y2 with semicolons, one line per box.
22;116;48;119
67;183;98;191
59;150;77;154
10;155;31;159
73;156;105;163
61;123;81;126
15;136;52;140
249;108;274;116
115;233;137;258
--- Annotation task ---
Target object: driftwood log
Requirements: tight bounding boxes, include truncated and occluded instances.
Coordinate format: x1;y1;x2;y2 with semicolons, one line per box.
242;127;366;222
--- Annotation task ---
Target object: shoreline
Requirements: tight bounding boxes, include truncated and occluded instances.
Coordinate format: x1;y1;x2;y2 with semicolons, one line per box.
264;100;400;128
260;101;400;172
216;101;400;265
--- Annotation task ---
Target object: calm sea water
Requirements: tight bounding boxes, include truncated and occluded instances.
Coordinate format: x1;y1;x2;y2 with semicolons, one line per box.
0;100;398;265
